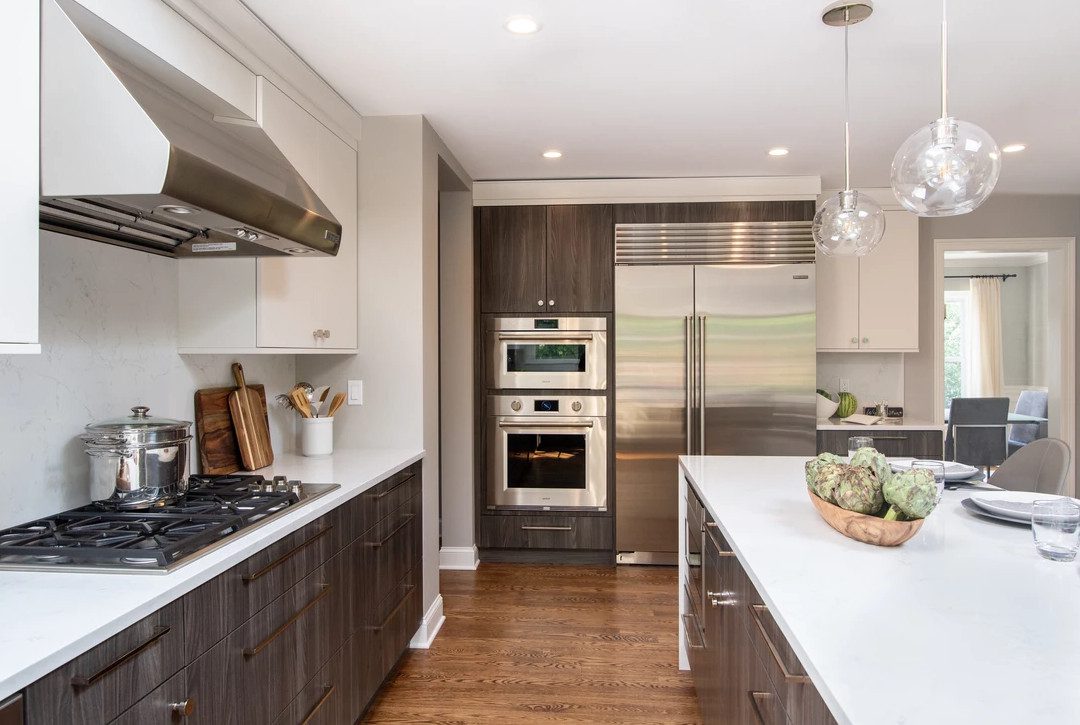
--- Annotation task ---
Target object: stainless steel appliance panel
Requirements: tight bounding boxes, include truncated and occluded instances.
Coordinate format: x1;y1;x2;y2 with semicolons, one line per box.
696;264;817;457
488;317;607;390
614;265;694;558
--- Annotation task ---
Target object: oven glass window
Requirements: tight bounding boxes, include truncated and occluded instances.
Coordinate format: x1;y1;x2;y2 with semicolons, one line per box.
506;344;586;373
506;433;587;489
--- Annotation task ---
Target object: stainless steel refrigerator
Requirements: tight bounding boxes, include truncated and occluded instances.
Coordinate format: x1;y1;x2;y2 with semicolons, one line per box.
614;222;817;564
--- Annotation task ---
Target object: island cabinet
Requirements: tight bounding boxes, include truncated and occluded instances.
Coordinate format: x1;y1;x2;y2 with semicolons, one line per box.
684;488;836;725
477;204;614;314
817;429;944;458
21;462;422;725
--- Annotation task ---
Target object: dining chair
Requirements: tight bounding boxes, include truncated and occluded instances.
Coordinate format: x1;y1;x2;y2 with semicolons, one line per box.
1008;390;1049;456
945;397;1009;471
989;438;1071;496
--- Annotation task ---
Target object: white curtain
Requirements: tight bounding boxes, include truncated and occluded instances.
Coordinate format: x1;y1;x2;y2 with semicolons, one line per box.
965;277;1005;397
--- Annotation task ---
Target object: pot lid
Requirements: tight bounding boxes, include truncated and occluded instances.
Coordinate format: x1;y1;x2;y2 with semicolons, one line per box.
85;406;191;433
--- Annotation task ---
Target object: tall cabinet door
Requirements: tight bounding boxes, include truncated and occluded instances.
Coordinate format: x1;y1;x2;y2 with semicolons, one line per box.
815;252;860;350
615;265;694;557
311;123;358;349
478;206;547;314
858;210;919;350
546;205;613;313
698;264;817;457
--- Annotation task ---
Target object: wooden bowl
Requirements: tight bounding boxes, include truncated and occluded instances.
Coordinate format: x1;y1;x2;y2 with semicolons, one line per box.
808;490;924;547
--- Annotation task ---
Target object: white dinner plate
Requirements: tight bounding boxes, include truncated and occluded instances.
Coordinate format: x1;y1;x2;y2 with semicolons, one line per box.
969;491;1080;522
890;459;981;481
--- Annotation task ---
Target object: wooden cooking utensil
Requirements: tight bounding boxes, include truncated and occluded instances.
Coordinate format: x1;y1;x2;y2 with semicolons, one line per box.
289;388;314;418
229;363;274;470
194;383;269;475
326;392;346;418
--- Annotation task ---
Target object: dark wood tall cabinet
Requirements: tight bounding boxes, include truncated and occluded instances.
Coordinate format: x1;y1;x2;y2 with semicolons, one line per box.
478;205;548;314
545;204;613;313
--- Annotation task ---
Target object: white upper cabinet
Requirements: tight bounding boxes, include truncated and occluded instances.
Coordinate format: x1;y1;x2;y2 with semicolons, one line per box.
1;0;40;354
816;197;919;353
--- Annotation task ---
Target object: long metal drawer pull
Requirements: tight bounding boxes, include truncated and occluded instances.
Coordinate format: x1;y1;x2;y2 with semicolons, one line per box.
870;435;909;441
300;685;335;725
749;604;811;684
242;526;332;583
497;421;594;429
703;522;735;557
243;585;331;657
367;513;416;547
685;315;692;455
370;584;417;632
749;691;776;725
521;525;572;531
71;625;170;688
375;476;414;499
680;614;704;650
497;332;595;341
698;315;706;453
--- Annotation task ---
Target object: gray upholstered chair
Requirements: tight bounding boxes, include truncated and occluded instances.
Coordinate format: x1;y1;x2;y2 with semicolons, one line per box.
989;438;1071;495
1008;390;1049;457
945;397;1009;471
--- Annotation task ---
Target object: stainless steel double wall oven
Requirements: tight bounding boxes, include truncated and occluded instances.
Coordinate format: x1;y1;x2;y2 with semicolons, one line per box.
486;317;608;511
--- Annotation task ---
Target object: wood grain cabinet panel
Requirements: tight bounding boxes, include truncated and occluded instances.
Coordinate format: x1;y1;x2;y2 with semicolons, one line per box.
816;429;943;458
25;600;185;725
478;514;613;550
545;204;613;313
479;205;548;314
362;493;423;614
273;644;354;725
110;671;191;725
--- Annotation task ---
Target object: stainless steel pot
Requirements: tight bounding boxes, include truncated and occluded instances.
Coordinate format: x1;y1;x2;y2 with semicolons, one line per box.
81;406;193;509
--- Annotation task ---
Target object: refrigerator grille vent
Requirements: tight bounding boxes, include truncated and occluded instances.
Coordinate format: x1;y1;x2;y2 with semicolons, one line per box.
615;221;815;265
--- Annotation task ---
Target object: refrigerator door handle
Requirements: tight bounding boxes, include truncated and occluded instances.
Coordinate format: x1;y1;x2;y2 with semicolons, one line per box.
685;315;693;455
698;315;707;454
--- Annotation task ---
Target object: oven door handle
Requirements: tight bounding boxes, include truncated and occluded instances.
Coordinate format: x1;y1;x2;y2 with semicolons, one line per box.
497;421;594;429
496;332;595;341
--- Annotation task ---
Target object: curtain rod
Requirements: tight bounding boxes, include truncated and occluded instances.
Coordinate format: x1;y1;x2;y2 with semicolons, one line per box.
944;273;1017;281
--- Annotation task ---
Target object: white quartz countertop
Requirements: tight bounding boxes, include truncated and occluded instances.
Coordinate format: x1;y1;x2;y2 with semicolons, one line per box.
816;418;946;431
0;447;423;700
680;455;1080;725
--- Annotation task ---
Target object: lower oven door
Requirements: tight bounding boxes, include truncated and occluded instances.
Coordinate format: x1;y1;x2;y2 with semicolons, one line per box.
488;416;608;510
489;330;607;390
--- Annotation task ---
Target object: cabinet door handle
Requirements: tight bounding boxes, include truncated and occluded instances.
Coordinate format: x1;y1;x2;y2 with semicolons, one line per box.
870;435;909;441
749;604;811;684
681;614;704;650
168;698;195;717
244;584;331;657
71;625;170;688
850;336;858;344
367;513;416;547
521;525;572;531
374;475;414;499
749;691;779;725
548;299;555;306
704;522;735;557
862;337;869;343
300;685;334;725
242;526;332;582
369;584;417;631
537;300;545;306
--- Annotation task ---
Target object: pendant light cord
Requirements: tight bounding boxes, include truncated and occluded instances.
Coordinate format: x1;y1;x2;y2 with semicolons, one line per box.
843;20;851;191
941;0;948;118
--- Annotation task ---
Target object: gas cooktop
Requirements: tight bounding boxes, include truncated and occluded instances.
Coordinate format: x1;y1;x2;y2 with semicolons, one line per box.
0;474;338;574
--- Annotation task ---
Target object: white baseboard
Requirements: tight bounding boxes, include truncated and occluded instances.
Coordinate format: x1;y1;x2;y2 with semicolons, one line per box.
409;594;445;649
439;545;479;570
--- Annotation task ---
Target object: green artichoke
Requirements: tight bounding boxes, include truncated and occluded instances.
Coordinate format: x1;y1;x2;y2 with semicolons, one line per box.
832;464;884;514
849;447;891;487
805;452;844;501
883;468;939;521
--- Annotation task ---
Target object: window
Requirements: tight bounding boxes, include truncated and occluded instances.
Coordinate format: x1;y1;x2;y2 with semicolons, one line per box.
944;289;971;406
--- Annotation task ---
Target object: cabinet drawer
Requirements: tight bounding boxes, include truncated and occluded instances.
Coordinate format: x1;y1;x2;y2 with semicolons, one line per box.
362;493;423;610
273;644;354;725
182;513;339;661
366;564;423;687
25;599;185;725
365;465;422;529
478;514;613;550
110;671;191;725
186;554;347;724
816;430;943;458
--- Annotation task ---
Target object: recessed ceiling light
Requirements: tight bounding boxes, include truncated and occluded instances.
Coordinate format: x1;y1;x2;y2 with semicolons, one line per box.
768;147;790;157
1002;143;1027;153
542;150;563;159
505;15;541;34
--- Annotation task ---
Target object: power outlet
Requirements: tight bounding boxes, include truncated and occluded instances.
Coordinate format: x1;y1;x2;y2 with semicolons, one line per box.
838;378;850;393
347;380;363;406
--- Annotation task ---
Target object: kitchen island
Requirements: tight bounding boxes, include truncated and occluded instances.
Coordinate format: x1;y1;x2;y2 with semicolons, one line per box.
678;455;1080;725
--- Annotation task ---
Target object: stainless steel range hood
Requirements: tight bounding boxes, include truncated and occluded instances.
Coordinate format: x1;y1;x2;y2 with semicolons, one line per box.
39;0;341;258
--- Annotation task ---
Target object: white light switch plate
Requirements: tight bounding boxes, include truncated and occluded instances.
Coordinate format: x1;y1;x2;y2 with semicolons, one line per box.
347;380;363;405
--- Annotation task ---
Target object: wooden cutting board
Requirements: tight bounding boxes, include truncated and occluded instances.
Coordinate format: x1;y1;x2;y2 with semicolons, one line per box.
229;363;275;471
194;381;269;475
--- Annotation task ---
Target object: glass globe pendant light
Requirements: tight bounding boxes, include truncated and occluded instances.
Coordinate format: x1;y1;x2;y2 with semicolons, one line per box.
890;0;1000;216
813;2;885;257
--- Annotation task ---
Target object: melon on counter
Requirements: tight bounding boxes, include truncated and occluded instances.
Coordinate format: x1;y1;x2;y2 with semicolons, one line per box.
836;391;858;418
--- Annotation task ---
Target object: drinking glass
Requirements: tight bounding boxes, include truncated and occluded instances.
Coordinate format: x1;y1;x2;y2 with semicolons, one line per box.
848;436;873;459
913;460;946;496
1031;499;1080;562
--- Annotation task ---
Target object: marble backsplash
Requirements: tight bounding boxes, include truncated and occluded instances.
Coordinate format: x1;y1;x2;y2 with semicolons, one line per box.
816;352;905;412
0;233;297;529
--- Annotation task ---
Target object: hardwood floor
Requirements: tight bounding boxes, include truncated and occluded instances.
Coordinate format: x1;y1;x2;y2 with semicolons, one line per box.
363;564;700;724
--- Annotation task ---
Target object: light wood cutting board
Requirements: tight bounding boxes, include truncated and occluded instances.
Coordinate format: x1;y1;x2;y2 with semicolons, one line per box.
229;363;274;470
194;381;269;475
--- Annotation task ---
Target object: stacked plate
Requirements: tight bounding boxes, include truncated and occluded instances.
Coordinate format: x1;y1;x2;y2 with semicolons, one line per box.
889;459;981;482
961;492;1080;526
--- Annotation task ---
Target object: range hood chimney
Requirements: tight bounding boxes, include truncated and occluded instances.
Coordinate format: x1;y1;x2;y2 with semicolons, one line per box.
39;0;341;258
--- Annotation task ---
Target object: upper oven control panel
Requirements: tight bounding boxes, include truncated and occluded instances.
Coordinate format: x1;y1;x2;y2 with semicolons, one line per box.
491;395;606;417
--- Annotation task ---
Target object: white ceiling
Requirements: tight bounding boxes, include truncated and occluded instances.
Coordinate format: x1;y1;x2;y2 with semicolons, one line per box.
243;0;1080;193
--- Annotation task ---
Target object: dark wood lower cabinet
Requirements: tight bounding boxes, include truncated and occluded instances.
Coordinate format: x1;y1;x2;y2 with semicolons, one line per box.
816;429;943;458
20;462;424;725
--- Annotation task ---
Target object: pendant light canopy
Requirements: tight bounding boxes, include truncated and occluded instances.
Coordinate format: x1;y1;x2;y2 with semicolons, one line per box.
890;0;1000;216
813;1;885;258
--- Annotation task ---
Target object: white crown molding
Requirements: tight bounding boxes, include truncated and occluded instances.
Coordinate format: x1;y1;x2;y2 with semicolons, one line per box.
818;187;907;211
408;594;446;649
439;546;479;571
474;176;821;206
